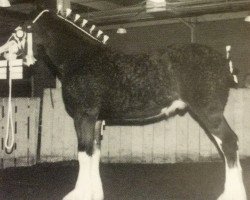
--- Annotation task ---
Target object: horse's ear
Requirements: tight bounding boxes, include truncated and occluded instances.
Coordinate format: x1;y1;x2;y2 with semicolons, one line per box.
0;0;10;7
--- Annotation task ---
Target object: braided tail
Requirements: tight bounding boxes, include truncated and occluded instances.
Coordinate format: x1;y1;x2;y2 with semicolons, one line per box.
226;45;238;86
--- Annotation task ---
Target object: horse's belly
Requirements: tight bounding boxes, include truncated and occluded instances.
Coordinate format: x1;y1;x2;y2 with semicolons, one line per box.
99;99;187;125
99;103;163;120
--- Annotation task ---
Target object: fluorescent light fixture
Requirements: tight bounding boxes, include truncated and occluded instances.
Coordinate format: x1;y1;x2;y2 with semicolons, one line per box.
0;0;10;7
146;0;166;12
150;0;165;2
245;15;250;22
117;28;127;34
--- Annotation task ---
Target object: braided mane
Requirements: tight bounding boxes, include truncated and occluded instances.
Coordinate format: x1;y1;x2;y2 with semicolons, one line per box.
34;9;109;46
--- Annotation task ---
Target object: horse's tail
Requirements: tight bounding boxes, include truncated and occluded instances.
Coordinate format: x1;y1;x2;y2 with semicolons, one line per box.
226;45;238;88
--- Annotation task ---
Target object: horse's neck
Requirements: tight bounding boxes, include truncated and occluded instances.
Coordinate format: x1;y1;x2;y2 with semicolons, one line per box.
42;34;105;79
33;11;107;77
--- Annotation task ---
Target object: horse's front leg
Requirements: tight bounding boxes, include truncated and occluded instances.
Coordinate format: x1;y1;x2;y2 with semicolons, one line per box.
63;110;103;200
91;121;104;200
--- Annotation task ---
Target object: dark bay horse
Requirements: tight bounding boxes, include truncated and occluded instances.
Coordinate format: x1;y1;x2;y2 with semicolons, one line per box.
13;8;247;200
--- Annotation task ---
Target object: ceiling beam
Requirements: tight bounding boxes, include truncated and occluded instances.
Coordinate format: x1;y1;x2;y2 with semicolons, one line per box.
76;0;250;25
71;0;122;10
99;11;250;30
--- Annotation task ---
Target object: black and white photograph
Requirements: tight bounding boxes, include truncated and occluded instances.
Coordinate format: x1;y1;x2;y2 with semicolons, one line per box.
0;0;250;199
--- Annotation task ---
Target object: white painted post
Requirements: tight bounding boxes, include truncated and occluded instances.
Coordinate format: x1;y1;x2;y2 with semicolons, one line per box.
57;0;71;11
56;77;62;88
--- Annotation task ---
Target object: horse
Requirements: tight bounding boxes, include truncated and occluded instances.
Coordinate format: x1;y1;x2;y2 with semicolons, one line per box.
3;8;247;200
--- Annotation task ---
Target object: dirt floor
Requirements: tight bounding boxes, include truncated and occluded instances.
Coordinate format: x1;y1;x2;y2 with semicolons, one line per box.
1;160;250;200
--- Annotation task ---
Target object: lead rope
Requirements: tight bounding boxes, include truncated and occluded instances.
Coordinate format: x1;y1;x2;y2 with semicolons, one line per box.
4;63;14;151
4;34;19;151
3;29;25;151
3;10;46;151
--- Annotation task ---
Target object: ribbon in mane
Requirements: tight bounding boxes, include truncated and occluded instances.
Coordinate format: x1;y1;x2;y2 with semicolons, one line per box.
56;6;109;44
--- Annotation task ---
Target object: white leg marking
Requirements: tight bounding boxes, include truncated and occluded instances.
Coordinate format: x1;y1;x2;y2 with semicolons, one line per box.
91;148;104;200
213;135;222;149
212;135;247;200
218;153;247;200
63;152;92;200
161;99;186;116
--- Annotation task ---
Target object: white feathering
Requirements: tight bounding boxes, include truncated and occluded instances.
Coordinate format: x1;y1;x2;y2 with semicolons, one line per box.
66;8;72;17
102;35;109;44
74;14;80;22
81;19;88;27
90;25;96;34
96;30;103;38
57;4;62;14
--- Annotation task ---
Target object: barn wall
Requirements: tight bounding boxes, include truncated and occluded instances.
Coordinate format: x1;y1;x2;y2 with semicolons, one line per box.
106;18;250;87
0;98;40;169
40;88;250;164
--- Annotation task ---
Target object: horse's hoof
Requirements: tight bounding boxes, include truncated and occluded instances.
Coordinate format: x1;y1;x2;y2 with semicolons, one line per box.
91;178;104;200
63;188;91;200
91;188;104;200
91;191;104;200
217;190;247;200
92;195;104;200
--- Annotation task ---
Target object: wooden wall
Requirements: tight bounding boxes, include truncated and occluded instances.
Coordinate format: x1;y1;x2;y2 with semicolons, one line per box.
1;89;249;168
40;88;250;164
41;89;78;162
0;98;40;169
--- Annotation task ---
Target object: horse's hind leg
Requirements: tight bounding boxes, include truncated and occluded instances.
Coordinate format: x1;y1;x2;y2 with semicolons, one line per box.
63;108;103;200
190;106;247;200
212;117;246;200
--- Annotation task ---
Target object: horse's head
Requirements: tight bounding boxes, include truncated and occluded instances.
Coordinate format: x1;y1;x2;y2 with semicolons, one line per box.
0;8;110;78
28;9;109;67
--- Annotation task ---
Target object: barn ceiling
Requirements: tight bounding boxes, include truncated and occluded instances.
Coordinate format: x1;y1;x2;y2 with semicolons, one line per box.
70;0;250;26
1;0;250;28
